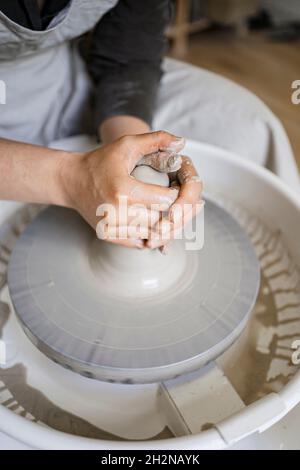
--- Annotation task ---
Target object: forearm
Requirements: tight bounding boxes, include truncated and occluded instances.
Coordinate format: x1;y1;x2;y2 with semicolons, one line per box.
0;138;74;206
99;115;150;144
89;1;171;135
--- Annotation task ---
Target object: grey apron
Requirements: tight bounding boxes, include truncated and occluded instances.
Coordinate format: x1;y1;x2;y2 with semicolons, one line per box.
0;0;118;145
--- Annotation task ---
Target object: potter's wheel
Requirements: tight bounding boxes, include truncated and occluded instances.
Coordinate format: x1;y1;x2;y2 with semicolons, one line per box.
1;136;300;450
7;198;260;384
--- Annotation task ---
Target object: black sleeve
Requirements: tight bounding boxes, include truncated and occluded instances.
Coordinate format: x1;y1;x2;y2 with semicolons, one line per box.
87;0;172;131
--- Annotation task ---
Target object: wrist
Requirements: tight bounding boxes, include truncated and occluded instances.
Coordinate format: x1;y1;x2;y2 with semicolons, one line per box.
54;150;83;209
99;115;150;144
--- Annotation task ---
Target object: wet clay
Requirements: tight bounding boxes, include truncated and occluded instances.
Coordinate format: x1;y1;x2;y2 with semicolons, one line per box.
131;165;169;187
215;197;300;405
1;199;300;440
0;206;173;440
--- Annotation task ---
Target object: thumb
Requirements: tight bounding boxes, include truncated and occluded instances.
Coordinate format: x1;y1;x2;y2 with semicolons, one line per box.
119;131;185;169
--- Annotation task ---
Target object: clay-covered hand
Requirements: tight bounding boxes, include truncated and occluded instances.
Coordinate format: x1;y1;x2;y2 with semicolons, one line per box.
61;131;184;248
146;155;203;252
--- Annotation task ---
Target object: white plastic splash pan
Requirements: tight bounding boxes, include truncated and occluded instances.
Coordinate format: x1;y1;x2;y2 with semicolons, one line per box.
0;138;299;449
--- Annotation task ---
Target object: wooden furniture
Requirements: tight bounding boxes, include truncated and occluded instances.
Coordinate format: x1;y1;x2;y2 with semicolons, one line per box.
167;0;259;57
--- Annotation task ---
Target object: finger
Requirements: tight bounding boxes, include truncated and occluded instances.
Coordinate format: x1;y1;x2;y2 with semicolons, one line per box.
127;207;160;228
167;156;202;227
137;152;182;173
145;217;174;249
160;243;170;255
104;206;161;229
150;197;202;240
170;180;180;190
173;156;203;208
170;199;203;231
146;201;204;250
146;225;182;249
127;179;179;210
145;153;203;248
98;225;150;242
104;237;146;250
146;221;189;249
118;131;185;169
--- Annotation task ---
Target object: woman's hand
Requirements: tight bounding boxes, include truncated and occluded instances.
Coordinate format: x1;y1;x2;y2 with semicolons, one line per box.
98;116;202;251
61;131;185;248
0;131;201;251
146;155;203;252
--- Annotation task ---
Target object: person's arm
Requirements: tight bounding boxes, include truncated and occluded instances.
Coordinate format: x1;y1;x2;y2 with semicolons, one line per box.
100;115;150;145
87;0;172;143
0;138;70;206
0;132;188;248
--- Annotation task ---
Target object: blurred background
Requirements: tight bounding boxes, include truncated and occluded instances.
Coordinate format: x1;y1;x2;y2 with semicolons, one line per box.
167;0;300;168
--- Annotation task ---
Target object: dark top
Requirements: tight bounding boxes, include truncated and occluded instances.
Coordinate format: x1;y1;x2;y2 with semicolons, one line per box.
0;0;171;129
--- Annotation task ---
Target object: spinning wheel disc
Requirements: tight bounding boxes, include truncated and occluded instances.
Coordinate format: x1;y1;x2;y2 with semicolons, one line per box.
7;200;260;383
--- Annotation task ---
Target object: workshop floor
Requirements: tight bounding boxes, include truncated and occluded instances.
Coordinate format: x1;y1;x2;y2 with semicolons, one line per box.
171;31;300;170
